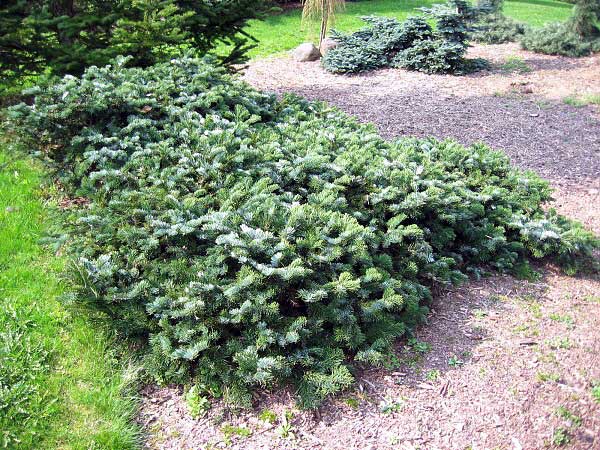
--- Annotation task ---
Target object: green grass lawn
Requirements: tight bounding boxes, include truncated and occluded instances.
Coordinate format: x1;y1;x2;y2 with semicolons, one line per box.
236;0;574;58
0;144;140;449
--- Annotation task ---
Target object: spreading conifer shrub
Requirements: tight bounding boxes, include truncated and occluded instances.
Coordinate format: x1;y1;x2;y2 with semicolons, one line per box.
521;22;600;57
322;16;434;73
323;0;485;74
471;0;528;45
8;57;599;408
520;0;600;57
472;14;528;44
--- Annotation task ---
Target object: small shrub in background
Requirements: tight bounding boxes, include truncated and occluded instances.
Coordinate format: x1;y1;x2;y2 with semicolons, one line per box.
322;16;434;73
323;0;486;75
472;14;528;44
521;22;599;56
520;0;600;56
471;0;528;45
9;57;598;408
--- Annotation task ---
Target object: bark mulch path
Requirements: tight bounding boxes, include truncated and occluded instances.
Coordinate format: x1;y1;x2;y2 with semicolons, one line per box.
140;44;600;449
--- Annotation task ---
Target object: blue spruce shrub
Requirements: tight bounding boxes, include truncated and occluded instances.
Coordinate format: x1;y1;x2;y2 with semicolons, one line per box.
323;1;485;75
472;14;528;44
322;17;433;73
521;22;598;57
9;56;599;408
520;0;600;57
392;39;466;74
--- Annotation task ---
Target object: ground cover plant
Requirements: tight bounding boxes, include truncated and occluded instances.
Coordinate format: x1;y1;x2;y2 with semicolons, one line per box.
0;144;140;449
8;56;599;410
322;0;484;74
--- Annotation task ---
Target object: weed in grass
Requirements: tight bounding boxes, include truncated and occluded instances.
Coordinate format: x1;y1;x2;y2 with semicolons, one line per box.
552;427;570;446
555;406;582;427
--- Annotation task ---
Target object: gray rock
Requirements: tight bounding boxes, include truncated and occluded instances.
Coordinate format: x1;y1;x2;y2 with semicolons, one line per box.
292;43;321;62
319;37;339;55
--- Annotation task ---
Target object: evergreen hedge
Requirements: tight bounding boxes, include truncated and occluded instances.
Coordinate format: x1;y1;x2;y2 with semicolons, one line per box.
8;57;599;408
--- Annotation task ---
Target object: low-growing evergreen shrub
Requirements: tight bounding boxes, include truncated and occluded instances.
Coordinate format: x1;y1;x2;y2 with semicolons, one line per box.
521;22;600;57
9;57;599;408
392;38;466;74
472;14;528;44
520;0;600;57
471;0;527;45
323;0;485;74
322;16;434;73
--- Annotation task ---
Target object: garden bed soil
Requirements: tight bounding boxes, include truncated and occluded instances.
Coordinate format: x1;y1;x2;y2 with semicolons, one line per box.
140;43;600;449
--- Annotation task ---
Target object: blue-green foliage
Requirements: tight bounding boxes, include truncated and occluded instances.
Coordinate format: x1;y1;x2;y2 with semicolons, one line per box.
9;57;598;408
323;16;433;73
520;0;600;57
471;0;528;45
472;14;528;44
323;0;483;74
521;22;600;57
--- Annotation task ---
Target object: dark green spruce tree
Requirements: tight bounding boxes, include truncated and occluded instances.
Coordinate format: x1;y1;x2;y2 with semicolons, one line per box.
0;0;270;81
